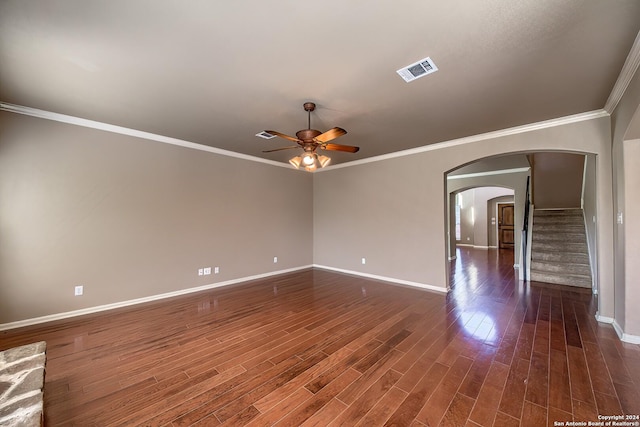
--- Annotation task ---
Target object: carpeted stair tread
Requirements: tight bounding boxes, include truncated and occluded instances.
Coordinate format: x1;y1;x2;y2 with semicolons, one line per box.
532;233;586;242
529;270;592;288
531;251;590;263
529;208;592;289
531;241;588;253
530;260;591;275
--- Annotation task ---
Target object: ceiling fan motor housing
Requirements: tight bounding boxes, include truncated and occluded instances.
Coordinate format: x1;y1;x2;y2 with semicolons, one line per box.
296;129;322;141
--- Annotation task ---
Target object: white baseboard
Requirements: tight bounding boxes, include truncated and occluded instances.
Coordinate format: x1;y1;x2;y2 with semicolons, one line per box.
455;244;493;250
596;314;640;344
0;265;313;331
313;264;448;294
613;320;640;344
448;256;457;261
595;313;614;324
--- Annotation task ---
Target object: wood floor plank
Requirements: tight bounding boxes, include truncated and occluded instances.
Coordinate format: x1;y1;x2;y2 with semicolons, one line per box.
520;401;547;427
2;248;638;426
385;362;449;426
415;356;474;426
468;361;509;426
549;348;573;414
525;350;549;407
497;356;530;419
329;369;401;426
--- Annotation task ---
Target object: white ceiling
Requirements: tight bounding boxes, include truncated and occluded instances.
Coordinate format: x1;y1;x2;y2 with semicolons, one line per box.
1;1;639;166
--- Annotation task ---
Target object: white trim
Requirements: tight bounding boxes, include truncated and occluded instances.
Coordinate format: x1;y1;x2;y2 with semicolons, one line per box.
613;320;640;345
473;246;490;249
514;264;520;269
595;315;640;345
448;256;457;261
456;243;474;247
0;265;312;331
447;167;530;180
313;264;447;294
604;30;640;113
595;314;614;324
0;102;292;170
317;110;608;172
1;102;609;173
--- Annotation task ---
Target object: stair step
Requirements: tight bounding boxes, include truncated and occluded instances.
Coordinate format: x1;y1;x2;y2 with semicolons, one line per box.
531;241;588;253
530;261;591;276
529;208;592;289
534;209;583;217
532;232;586;243
534;216;584;225
531;251;590;264
529;270;592;288
532;224;584;232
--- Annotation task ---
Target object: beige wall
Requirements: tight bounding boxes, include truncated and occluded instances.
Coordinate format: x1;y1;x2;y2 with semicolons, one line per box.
611;63;640;337
453;187;515;249
448;175;525;260
314;116;614;315
623;139;640;336
0;112;314;324
532;152;584;209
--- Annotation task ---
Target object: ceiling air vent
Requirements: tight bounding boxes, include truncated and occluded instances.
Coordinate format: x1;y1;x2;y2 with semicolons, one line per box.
255;131;276;139
396;57;438;82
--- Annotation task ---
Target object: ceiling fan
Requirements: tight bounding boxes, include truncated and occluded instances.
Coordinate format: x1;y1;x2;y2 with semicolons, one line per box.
261;102;359;171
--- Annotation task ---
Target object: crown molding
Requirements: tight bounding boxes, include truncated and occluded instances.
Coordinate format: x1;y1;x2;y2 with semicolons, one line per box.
316;109;609;172
0;102;293;169
604;30;640;114
1;102;609;173
447;167;530;180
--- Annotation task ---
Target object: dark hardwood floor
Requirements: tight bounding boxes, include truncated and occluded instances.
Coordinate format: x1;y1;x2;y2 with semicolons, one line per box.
1;248;639;426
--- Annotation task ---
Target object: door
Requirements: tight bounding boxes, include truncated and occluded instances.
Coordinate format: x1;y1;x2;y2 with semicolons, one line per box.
498;203;514;250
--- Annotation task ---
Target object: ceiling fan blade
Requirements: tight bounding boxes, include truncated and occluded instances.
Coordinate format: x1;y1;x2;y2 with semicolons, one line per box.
321;143;360;153
262;146;300;153
264;130;301;143
314;127;347;143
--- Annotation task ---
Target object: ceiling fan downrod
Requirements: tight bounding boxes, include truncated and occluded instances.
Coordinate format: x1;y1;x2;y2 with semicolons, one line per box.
303;102;315;130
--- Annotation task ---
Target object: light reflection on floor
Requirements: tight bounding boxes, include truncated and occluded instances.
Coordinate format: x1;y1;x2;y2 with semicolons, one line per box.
449;246;515;346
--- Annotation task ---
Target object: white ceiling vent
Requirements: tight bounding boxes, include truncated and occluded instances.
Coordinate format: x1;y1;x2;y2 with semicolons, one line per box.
255;131;276;139
396;57;438;82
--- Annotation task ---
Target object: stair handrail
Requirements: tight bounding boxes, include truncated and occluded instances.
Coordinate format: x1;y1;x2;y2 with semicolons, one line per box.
522;176;531;281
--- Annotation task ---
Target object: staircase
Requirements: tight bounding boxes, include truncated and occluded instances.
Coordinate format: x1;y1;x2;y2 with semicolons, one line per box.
529;209;592;288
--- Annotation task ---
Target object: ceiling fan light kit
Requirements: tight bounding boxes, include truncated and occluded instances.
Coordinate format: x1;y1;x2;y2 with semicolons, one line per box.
260;102;359;172
289;153;331;171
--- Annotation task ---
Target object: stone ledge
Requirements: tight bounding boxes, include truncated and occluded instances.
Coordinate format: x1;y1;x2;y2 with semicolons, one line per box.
0;342;46;427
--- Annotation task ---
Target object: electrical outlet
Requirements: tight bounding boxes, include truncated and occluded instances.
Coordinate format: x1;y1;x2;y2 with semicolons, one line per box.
214;267;219;274
198;268;204;276
74;285;83;296
273;256;278;263
362;258;366;265
203;267;211;275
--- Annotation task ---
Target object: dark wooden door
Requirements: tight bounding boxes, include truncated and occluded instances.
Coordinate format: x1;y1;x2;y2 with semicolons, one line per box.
498;204;514;250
